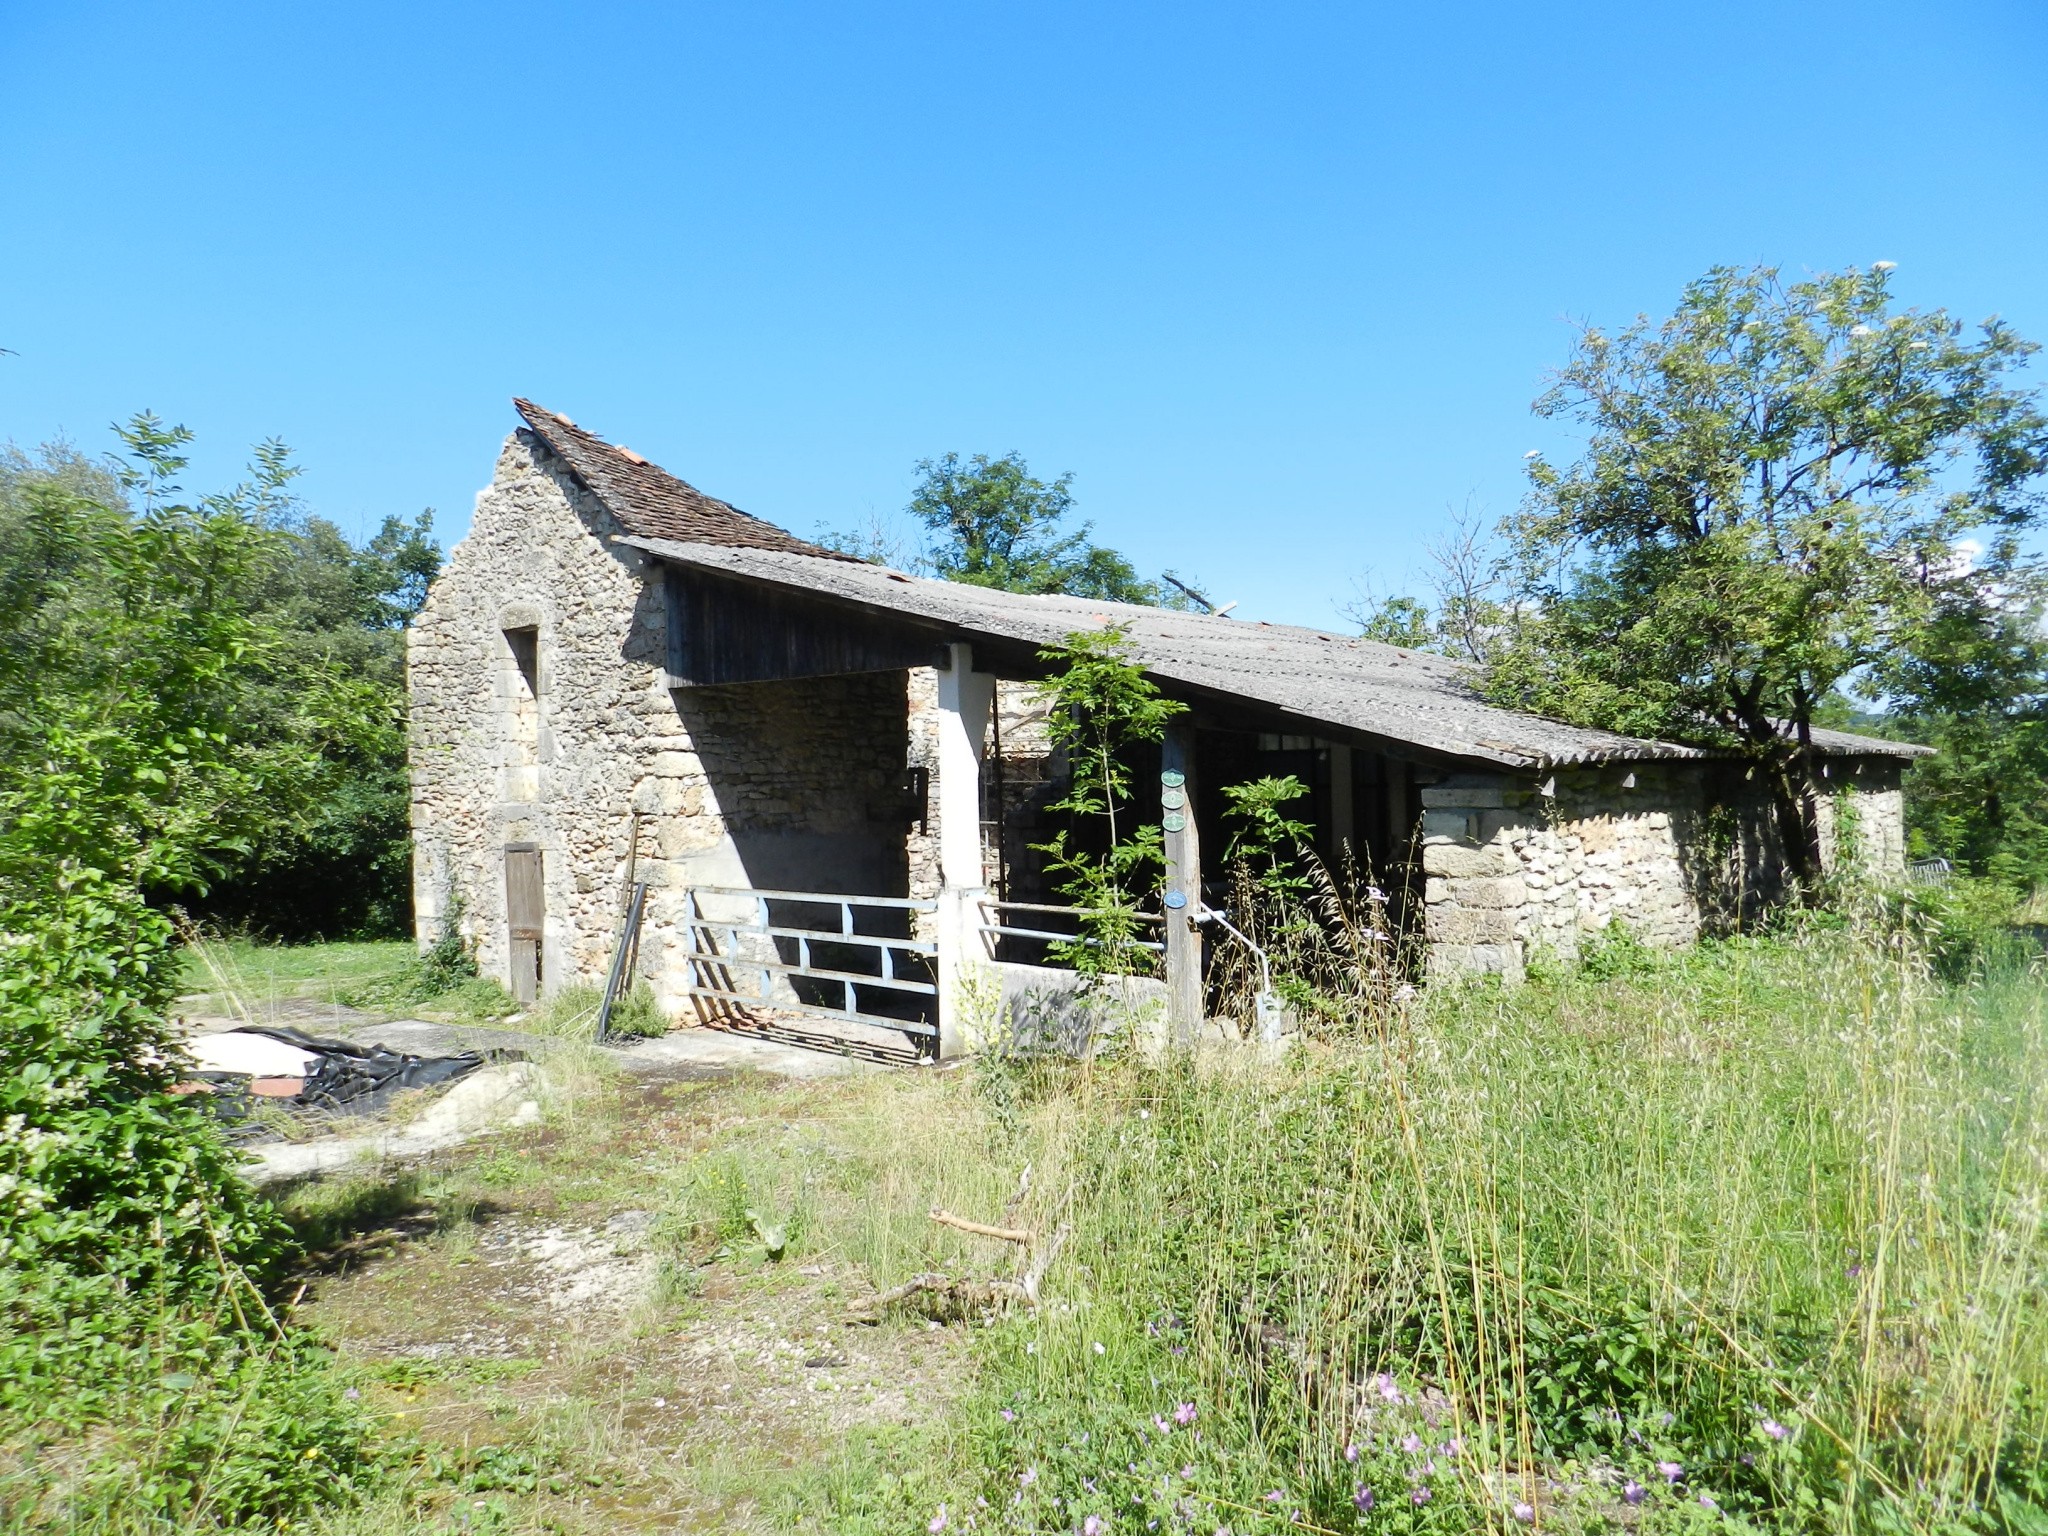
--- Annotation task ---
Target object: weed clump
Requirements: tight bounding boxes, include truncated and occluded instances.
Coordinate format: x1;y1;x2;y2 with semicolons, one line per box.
340;905;518;1020
957;930;2048;1534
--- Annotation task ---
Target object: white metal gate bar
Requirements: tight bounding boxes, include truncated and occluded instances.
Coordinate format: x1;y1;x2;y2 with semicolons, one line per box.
682;886;940;1038
976;897;1166;956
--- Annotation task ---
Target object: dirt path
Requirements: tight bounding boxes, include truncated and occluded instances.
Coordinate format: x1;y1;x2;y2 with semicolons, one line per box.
286;1072;970;1533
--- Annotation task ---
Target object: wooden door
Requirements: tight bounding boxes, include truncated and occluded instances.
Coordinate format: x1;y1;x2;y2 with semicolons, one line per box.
505;846;544;1003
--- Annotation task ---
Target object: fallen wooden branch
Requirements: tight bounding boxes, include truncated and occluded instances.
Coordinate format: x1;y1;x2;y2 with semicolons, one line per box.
844;1272;1028;1325
928;1207;1033;1244
847;1188;1074;1325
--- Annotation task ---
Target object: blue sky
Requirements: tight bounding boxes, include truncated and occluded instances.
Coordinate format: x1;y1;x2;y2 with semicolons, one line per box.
3;0;2044;628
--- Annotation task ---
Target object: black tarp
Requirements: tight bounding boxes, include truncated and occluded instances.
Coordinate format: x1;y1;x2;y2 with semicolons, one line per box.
219;1025;512;1116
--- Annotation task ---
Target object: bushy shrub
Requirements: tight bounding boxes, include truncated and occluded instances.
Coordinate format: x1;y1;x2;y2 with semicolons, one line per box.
603;979;670;1039
0;876;286;1298
1576;915;1663;979
1881;876;2029;982
524;979;668;1039
0;880;380;1530
0;422;387;1530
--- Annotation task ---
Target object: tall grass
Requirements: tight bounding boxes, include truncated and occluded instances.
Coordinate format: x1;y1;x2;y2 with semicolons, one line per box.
964;932;2048;1534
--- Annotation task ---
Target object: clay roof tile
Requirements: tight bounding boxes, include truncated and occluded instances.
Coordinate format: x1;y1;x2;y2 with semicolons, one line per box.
512;398;853;561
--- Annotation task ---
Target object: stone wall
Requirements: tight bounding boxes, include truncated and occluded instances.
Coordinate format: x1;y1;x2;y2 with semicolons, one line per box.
1817;760;1906;878
1420;759;1908;980
409;431;915;1015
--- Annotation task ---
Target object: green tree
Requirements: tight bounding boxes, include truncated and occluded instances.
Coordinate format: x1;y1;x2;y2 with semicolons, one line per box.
1887;585;2048;887
908;451;1162;602
0;421;380;1527
0;425;310;1303
1;428;439;937
195;504;438;938
1484;263;2048;887
1032;626;1187;974
1221;774;1315;903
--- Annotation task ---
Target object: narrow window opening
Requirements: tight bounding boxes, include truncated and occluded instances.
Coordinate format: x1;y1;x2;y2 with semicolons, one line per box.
506;626;540;699
503;627;542;802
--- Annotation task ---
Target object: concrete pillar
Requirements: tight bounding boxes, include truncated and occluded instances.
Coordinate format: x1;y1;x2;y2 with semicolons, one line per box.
1161;721;1203;1044
934;642;995;1058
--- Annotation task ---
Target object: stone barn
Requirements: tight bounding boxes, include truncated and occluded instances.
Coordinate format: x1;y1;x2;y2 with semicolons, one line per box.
407;400;1927;1057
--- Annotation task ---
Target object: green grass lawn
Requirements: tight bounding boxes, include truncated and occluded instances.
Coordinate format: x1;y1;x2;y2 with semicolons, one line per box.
177;936;417;1016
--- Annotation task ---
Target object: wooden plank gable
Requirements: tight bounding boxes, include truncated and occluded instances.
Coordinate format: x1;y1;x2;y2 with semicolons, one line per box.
665;566;947;687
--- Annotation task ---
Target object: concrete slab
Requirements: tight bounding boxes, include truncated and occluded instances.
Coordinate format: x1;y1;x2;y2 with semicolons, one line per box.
603;1027;882;1080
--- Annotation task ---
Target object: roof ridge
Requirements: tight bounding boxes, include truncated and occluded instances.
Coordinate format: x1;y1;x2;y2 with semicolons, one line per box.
511;398;855;561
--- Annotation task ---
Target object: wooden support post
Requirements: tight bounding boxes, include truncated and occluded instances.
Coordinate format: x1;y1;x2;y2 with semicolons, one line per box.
1386;767;1411;865
1327;741;1355;862
1161;722;1203;1045
934;642;996;1059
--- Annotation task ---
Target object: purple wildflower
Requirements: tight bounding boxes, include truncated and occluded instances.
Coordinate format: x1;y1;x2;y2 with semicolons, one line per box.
1622;1481;1645;1506
1019;1467;1038;1487
1084;1479;1098;1496
1513;1501;1536;1523
1155;1417;1171;1435
1344;1443;1360;1464
1354;1486;1375;1513
1264;1490;1285;1503
1180;1465;1194;1479
1762;1417;1790;1441
1373;1372;1406;1404
1411;1486;1432;1506
1441;1437;1463;1457
1699;1494;1718;1511
929;1509;948;1533
1002;1409;1016;1423
1082;1518;1105;1536
1657;1461;1683;1484
1174;1401;1198;1426
1400;1432;1425;1454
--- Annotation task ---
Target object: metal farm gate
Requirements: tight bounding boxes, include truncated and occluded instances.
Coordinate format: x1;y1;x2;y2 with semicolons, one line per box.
678;886;939;1058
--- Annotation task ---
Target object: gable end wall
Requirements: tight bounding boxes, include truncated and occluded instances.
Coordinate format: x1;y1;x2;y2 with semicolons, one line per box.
408;432;911;1012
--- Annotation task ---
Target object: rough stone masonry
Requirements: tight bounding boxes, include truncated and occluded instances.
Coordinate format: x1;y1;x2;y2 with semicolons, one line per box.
1418;759;1906;980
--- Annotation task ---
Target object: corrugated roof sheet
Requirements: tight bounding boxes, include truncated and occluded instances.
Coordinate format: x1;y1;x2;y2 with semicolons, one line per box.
619;533;1930;770
505;399;1927;771
513;398;855;561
